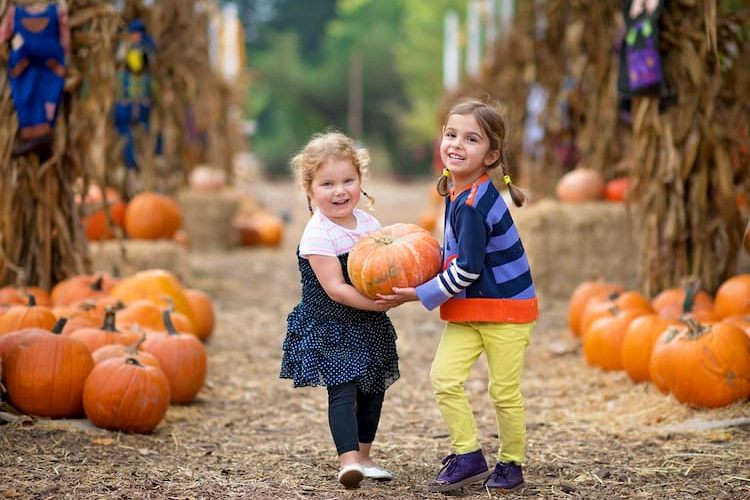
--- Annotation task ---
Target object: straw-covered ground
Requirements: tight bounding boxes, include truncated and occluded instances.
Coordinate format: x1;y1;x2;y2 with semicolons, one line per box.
1;180;748;499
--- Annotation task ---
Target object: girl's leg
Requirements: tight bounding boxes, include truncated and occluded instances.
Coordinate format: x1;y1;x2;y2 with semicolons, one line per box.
326;382;360;466
430;322;484;453
480;322;534;464
355;389;385;466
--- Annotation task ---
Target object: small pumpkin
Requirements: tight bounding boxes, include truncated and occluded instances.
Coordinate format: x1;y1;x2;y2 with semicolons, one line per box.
347;223;442;299
713;274;750;319
567;280;623;337
234;211;284;247
580;290;653;336
51;273;116;307
69;308;140;353
124;192;182;240
83;356;170;433
651;281;714;322
91;334;161;368
0;295;58;335
0;286;51;307
620;314;676;383
555;168;605;203
109;269;196;328
141;311;207;404
184;289;215;341
78;185;126;241
604;177;629;203
583;308;647;371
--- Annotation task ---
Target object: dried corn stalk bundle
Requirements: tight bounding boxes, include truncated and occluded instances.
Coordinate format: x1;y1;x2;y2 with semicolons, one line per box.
0;0;118;289
130;0;236;194
628;0;750;295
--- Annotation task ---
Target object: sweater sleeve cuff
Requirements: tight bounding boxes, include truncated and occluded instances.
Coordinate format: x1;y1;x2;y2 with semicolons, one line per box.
416;278;450;311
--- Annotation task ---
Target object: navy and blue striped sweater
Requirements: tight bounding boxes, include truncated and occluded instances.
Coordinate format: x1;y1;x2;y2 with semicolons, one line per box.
416;174;538;323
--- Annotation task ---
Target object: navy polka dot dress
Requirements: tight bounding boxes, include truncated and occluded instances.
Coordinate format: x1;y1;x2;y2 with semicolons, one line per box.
280;252;400;394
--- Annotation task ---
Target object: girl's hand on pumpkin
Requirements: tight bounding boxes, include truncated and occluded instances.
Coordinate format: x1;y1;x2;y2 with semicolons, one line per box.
375;287;418;307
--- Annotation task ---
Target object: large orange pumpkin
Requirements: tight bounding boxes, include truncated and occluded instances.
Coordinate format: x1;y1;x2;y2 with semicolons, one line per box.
141;311;207;404
5;319;94;417
124;192;182;240
567;280;623;337
0;318;66;381
347;223;442;299
83;356;170;433
649;319;750;408
713;274;750;319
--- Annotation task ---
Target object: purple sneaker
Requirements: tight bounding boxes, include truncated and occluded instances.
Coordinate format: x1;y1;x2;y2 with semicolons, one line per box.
427;449;490;493
483;461;524;492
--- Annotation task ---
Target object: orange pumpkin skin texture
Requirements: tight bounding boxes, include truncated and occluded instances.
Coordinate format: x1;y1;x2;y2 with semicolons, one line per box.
0;286;51;307
620;314;677;383
6;327;94;417
141;312;207;404
347;223;442;300
567;281;623;337
580;291;653;336
109;270;196;328
83;357;170;433
713;274;750;320
721;314;750;338
583;309;646;370
51;273;116;307
0;296;57;335
650;320;750;407
124;192;182;240
92;343;161;368
184;289;215;341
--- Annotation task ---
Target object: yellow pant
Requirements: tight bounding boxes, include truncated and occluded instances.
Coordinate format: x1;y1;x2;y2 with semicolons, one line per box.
430;321;534;464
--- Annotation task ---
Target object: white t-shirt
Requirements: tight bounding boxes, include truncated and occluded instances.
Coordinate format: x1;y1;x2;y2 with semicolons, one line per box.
299;208;382;257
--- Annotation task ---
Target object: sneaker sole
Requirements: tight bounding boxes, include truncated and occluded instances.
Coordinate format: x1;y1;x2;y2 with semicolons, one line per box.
339;469;364;489
485;482;525;494
427;470;492;493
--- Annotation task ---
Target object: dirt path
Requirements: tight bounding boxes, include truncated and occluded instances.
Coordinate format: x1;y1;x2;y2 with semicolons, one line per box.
1;180;748;499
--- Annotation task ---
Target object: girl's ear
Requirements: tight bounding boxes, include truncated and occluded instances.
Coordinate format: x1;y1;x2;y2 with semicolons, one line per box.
484;149;500;166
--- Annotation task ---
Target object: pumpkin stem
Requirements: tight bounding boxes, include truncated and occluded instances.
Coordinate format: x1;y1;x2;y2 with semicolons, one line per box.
101;307;118;332
162;309;178;336
125;333;147;355
681;278;699;313
606;291;621;301
681;316;707;339
125;356;144;368
26;294;37;307
51;317;68;334
90;274;105;292
162;295;176;312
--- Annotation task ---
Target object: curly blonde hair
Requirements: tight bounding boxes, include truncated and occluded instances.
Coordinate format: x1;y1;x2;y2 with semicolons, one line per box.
291;131;373;212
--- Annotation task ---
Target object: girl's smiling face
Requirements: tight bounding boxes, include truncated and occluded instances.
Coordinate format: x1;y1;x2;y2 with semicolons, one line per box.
307;158;361;228
440;113;499;189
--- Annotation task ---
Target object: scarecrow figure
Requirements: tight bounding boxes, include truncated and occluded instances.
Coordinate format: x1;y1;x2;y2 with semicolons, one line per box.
0;0;70;158
114;19;156;172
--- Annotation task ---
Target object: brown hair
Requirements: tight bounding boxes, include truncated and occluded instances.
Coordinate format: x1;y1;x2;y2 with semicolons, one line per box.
291;131;373;212
436;99;527;207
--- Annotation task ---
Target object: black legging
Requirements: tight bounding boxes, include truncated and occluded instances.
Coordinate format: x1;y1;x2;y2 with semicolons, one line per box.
327;382;385;455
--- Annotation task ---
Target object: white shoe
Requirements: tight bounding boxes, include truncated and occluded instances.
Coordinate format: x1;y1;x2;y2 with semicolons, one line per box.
338;464;364;488
363;465;394;480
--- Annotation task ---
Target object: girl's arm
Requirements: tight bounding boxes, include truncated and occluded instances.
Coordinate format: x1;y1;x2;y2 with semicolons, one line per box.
308;254;391;312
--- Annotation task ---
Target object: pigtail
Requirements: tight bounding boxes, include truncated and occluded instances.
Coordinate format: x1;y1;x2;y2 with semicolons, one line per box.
500;161;528;207
361;189;375;210
436;168;451;197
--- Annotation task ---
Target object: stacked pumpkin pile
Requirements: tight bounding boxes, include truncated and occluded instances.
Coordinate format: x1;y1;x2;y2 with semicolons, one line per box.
568;275;750;408
0;269;215;433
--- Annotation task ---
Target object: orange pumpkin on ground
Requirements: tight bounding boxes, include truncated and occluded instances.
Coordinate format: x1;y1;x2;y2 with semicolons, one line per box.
620;314;677;383
92;335;161;368
567;280;624;337
109;269;196;328
0;295;57;335
580;290;653;336
649;319;750;408
184;289;215;341
115;299;194;334
51;273;116;307
713;274;750;319
347;223;442;299
583;308;647;371
0;286;51;307
69;308;140;353
141;311;207;404
5;318;94;417
83;356;170;433
651;283;714;322
234;211;284;247
124;192;182;240
0;318;67;381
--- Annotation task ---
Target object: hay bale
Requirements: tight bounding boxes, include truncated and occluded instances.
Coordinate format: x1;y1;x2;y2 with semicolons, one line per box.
513;199;640;300
177;189;240;251
89;240;192;284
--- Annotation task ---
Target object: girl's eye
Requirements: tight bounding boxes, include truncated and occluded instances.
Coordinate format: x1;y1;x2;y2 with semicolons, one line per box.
444;131;455;138
320;182;332;187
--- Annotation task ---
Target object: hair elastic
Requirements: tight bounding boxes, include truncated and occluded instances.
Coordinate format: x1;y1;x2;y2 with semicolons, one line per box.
503;175;512;185
442;168;451;177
